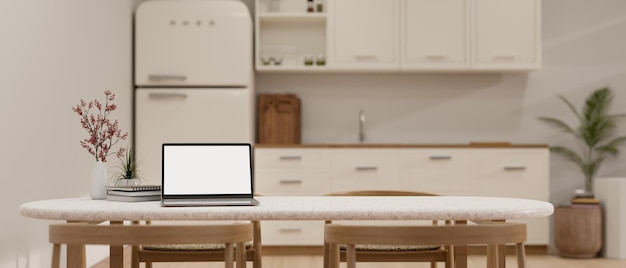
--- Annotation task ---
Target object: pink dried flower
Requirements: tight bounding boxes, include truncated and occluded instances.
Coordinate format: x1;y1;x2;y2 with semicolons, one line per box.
72;90;128;163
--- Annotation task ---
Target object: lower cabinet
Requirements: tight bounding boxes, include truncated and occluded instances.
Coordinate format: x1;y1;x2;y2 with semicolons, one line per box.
254;145;549;246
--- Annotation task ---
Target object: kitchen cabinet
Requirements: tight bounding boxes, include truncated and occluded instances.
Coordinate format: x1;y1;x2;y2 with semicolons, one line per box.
328;0;399;69
255;0;540;72
400;0;470;70
255;145;549;246
397;149;476;195
329;149;402;191
255;0;328;71
471;0;541;70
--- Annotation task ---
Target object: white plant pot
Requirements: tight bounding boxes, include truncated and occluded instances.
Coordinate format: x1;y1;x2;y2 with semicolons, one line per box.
594;177;626;259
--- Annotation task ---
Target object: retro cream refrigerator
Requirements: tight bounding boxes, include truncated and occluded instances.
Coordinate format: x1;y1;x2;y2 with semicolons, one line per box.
134;0;254;184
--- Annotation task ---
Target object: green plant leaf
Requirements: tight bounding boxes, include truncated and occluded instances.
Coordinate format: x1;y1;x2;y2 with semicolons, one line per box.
537;117;579;138
549;146;584;167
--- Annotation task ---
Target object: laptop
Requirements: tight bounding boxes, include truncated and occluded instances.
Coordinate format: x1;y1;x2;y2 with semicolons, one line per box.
161;143;259;207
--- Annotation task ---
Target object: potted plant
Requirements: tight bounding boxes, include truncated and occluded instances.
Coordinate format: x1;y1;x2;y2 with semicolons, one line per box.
112;146;143;186
537;87;626;195
72;90;128;199
538;87;626;258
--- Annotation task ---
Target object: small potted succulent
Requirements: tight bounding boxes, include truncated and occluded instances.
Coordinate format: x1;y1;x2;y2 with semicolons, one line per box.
112;146;143;186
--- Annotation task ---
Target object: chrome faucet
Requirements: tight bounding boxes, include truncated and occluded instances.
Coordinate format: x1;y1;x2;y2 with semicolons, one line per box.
359;109;366;143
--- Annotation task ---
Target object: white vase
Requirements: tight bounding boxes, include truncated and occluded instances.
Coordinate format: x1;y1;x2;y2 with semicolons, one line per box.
90;161;108;200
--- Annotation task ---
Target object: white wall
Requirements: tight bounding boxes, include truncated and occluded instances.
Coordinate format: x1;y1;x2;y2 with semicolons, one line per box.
1;0;625;266
0;0;134;266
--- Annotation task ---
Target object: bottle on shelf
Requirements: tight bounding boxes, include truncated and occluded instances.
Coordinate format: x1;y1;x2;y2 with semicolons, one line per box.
315;0;323;12
316;54;325;66
307;0;314;13
304;55;314;66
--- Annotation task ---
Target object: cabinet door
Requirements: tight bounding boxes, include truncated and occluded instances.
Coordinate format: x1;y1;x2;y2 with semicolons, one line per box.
135;89;253;184
329;0;399;69
474;149;548;200
398;149;476;195
471;0;541;70
401;0;469;70
261;221;325;245
475;148;549;244
254;148;330;195
329;149;401;192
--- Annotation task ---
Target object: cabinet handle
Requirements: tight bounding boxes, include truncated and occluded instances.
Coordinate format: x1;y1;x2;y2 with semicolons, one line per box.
355;166;378;171
279;180;303;185
430;156;452;160
493;55;517;60
353;54;377;60
426;55;447;60
148;92;188;99
279;228;302;233
279;156;302;160
148;74;187;81
504;166;527;171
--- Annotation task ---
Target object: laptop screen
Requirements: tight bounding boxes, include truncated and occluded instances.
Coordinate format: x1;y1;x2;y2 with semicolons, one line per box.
162;143;254;196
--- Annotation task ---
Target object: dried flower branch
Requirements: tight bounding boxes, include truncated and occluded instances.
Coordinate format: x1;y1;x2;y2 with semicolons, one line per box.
72;90;128;162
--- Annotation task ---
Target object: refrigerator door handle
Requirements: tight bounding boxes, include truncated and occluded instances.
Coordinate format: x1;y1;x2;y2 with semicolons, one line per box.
148;92;188;99
148;74;188;81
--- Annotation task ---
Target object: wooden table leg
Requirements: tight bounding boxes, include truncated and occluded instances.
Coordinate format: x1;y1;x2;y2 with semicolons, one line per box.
109;221;124;268
66;221;86;268
66;244;86;268
454;220;467;268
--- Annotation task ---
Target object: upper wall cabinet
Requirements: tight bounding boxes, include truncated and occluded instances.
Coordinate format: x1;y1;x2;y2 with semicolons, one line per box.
471;0;541;71
400;0;470;70
255;0;541;73
329;0;399;69
255;0;328;72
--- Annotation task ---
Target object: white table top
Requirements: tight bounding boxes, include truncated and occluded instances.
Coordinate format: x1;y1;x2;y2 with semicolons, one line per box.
20;196;553;222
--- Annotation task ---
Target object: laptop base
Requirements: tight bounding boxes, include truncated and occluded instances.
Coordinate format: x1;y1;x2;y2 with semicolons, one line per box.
161;198;259;207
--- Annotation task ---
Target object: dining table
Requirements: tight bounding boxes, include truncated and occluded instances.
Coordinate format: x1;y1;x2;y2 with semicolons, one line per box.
20;195;554;268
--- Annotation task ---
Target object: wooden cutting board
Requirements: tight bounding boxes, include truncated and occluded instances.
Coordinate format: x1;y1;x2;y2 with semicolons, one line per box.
257;94;301;144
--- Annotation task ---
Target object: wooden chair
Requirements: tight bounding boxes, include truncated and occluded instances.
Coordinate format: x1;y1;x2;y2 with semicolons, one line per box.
325;222;527;268
131;220;262;268
49;222;252;268
323;190;450;268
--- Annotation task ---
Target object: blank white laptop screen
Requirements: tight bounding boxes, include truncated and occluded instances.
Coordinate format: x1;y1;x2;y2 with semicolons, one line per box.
163;144;253;195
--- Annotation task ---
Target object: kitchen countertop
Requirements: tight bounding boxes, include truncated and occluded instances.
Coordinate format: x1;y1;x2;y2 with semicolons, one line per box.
255;142;548;149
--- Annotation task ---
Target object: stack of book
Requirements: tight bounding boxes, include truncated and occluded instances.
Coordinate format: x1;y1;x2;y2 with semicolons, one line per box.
106;185;161;202
570;196;601;208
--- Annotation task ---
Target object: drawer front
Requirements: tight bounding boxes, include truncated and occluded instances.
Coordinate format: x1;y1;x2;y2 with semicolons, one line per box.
475;149;549;200
261;221;324;245
255;149;330;170
398;149;476;195
329;149;401;192
255;171;328;195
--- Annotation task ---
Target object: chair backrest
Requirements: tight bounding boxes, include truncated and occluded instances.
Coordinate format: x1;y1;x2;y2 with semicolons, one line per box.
323;190;442;225
324;222;527;246
324;190;438;197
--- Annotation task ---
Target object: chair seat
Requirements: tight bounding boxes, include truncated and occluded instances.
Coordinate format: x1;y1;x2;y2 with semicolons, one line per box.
341;244;442;251
142;242;253;251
